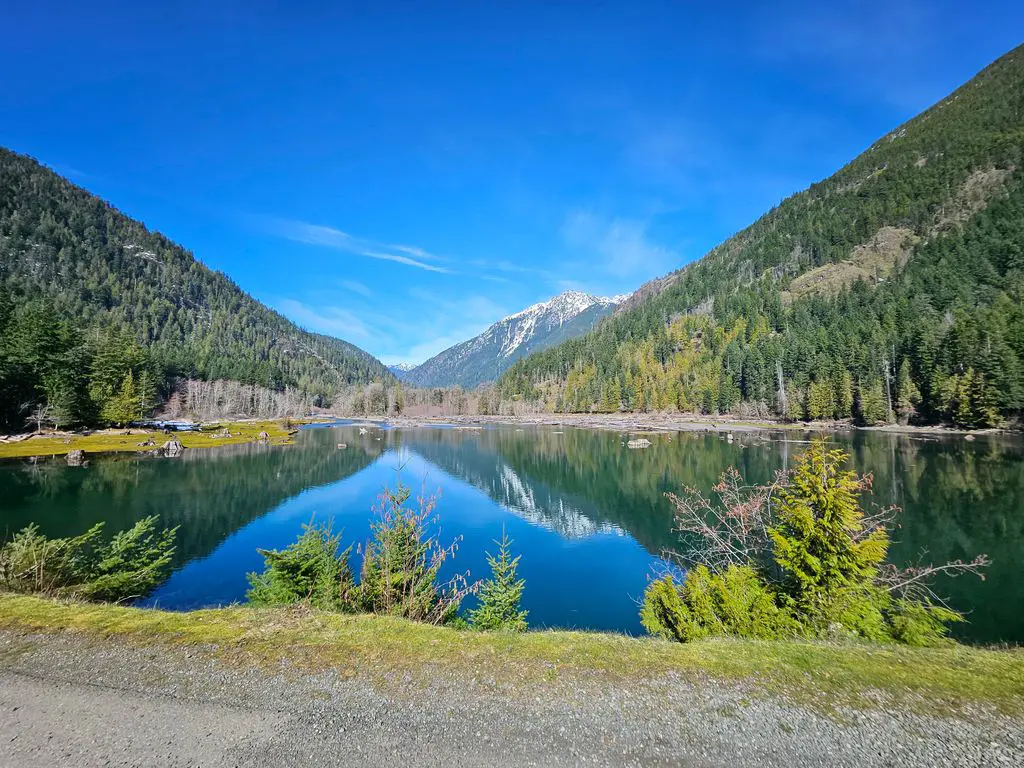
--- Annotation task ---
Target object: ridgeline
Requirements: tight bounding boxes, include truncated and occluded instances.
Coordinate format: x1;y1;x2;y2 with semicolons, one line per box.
499;45;1024;429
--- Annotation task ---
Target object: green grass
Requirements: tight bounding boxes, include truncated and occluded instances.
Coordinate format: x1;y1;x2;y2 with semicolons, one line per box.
1;594;1021;716
0;420;297;459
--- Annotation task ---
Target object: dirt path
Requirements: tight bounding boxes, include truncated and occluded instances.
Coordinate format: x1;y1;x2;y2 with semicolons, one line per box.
1;631;1021;767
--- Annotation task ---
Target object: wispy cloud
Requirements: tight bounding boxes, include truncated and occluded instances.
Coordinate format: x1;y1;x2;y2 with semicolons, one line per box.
745;1;941;111
340;279;373;297
276;298;372;342
274;288;510;368
390;292;510;365
561;210;676;280
52;163;98;182
269;218;452;274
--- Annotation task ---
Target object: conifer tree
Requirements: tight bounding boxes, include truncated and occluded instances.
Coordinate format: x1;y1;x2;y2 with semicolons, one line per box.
468;529;528;632
835;370;854;420
896;359;921;424
357;485;464;624
247;520;355;611
768;441;890;636
101;370;142;426
136;368;159;419
856;379;890;425
807;379;835;420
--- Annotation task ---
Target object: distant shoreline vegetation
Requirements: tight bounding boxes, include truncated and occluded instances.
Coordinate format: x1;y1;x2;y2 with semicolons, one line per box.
2;406;1016;463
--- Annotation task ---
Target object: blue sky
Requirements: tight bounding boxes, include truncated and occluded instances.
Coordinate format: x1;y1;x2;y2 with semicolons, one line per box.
2;2;1021;365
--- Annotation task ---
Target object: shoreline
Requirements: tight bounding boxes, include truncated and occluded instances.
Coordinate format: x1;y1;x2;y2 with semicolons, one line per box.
368;412;1014;439
0;419;300;461
2;412;1014;461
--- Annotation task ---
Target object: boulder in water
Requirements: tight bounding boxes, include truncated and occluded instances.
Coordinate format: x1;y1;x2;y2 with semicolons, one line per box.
162;440;185;457
627;438;651;449
66;449;87;467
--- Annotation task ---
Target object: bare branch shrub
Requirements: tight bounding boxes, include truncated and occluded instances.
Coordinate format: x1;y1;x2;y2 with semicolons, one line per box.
666;462;988;609
358;484;476;624
665;466;788;574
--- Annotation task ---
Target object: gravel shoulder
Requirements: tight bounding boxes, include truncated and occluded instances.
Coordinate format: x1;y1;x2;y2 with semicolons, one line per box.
2;628;1022;768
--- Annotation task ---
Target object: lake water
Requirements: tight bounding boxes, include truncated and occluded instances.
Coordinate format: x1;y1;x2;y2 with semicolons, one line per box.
1;423;1021;644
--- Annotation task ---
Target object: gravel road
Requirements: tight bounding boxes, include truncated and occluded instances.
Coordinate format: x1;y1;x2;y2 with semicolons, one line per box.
1;630;1021;767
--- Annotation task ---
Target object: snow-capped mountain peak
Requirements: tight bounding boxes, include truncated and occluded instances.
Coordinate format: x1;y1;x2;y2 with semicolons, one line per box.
387;362;419;379
402;290;627;388
504;290;622;324
497;291;618;357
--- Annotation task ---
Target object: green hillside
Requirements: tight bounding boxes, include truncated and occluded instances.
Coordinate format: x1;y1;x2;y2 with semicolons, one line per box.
0;149;390;430
499;45;1024;427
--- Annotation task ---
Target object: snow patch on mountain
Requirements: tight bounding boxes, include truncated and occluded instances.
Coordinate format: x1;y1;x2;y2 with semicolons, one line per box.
387;362;419;379
494;291;624;358
402;290;628;388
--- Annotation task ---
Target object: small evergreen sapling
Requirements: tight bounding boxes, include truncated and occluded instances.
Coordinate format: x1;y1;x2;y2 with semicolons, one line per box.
247;519;355;611
357;484;469;624
468;529;528;632
768;442;891;637
0;516;177;602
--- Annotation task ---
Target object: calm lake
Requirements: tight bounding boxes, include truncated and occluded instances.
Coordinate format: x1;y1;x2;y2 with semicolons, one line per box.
2;423;1022;644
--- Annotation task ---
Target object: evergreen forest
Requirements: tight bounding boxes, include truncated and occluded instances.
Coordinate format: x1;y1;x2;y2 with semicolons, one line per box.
498;46;1024;427
0;148;391;431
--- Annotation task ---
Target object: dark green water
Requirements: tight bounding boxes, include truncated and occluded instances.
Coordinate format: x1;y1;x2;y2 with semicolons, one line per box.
1;423;1021;643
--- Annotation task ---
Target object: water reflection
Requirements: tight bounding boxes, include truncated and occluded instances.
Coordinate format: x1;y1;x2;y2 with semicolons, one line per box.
1;424;1020;642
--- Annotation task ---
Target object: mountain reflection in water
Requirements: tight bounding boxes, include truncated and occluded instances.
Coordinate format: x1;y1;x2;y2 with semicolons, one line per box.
1;424;1020;642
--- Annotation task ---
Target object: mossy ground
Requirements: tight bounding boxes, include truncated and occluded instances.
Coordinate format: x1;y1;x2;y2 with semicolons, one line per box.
1;594;1021;716
0;420;298;460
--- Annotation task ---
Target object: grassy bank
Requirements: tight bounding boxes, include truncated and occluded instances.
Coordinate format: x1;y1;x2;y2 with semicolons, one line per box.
0;420;298;460
1;594;1021;716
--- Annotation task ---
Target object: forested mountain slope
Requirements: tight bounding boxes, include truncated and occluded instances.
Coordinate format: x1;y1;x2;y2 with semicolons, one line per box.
499;45;1024;427
0;149;390;430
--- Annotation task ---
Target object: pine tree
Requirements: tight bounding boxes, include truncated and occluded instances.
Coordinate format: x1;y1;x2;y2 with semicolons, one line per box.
247;520;355;611
101;370;142;426
357;485;460;624
835;370;854;420
807;380;836;421
468;529;528;632
784;381;805;421
895;358;922;425
953;370;975;427
968;368;999;427
768;441;890;637
136;368;158;419
857;379;890;425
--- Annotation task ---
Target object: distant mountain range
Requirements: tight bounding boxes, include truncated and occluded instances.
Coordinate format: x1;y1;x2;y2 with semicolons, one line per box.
401;291;627;388
387;363;417;379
